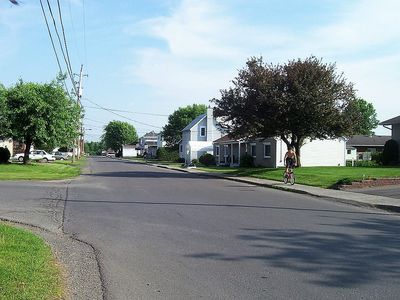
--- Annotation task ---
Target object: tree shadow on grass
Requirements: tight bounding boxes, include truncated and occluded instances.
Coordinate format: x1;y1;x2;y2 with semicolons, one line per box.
187;216;400;288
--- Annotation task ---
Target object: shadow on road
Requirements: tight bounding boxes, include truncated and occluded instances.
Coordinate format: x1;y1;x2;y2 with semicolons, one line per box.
186;217;400;288
82;171;208;179
56;197;388;216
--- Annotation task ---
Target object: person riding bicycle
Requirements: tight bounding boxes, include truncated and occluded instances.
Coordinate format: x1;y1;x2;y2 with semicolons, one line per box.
284;146;297;173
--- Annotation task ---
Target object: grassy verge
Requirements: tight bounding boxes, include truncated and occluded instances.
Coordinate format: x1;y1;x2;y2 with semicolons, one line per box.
197;166;400;188
0;157;86;180
0;223;63;300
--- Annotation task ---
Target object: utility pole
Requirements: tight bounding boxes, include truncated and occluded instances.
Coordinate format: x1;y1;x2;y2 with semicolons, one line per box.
72;64;87;163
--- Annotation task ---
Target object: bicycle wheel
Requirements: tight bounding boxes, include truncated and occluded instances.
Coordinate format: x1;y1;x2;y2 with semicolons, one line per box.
289;173;295;185
283;172;288;184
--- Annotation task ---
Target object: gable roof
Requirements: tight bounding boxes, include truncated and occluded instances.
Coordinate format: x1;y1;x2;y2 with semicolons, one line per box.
182;114;206;131
347;135;391;147
380;115;400;125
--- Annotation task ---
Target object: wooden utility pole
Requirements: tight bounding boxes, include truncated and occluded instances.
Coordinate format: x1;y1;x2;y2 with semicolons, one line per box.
72;65;85;162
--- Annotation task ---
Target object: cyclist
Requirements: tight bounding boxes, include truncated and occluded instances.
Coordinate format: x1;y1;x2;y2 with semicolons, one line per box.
284;146;297;174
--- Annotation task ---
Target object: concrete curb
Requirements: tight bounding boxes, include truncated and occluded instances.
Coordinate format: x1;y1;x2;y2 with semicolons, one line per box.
126;159;400;214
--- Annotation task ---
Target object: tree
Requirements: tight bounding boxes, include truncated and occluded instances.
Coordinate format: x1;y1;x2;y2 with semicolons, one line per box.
212;56;359;166
84;141;104;155
162;104;207;147
4;79;81;164
0;83;8;134
382;139;399;165
344;98;379;135
102;121;137;153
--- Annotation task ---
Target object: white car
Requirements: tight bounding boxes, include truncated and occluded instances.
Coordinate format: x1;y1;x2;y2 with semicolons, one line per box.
13;150;55;162
32;150;56;162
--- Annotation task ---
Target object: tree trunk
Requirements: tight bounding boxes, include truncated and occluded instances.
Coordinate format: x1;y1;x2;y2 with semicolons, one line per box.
295;144;301;167
23;139;32;165
293;137;304;167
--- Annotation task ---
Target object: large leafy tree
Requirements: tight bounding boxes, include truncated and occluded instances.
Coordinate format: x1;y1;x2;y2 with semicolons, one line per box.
0;83;8;134
4;79;81;163
102;121;137;153
344;98;379;135
212;56;362;166
84;141;104;155
162;104;207;147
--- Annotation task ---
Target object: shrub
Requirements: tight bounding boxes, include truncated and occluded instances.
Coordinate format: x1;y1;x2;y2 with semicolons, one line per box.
371;151;383;165
354;160;379;167
191;159;198;165
198;153;215;166
176;157;185;163
156;147;179;161
382;139;399;165
240;154;254;167
0;147;11;163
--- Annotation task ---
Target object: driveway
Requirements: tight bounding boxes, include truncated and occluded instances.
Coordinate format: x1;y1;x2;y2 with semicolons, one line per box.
350;184;400;199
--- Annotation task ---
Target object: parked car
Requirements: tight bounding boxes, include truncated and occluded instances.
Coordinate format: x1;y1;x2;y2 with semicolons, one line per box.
53;151;69;160
13;151;43;162
106;152;115;158
13;150;55;162
31;150;56;162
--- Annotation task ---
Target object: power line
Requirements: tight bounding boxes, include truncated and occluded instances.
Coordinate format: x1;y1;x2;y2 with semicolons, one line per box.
39;0;69;93
57;0;74;85
82;0;88;71
83;103;169;117
45;0;78;95
84;117;104;124
82;98;163;129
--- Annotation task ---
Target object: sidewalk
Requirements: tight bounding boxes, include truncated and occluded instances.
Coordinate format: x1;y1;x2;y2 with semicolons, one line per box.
146;162;400;213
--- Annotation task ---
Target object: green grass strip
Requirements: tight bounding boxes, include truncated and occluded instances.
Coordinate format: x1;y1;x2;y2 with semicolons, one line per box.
0;157;86;180
197;166;400;188
0;223;63;300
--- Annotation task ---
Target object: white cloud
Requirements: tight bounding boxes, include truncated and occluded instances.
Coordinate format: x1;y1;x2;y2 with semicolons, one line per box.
124;0;400;128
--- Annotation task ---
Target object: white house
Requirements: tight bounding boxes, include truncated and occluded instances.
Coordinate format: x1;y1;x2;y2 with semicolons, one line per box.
179;107;223;163
213;135;346;167
138;131;158;157
157;133;166;149
122;144;138;157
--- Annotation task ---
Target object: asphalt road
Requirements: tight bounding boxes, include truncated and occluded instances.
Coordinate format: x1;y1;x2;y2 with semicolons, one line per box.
1;157;400;299
61;157;400;300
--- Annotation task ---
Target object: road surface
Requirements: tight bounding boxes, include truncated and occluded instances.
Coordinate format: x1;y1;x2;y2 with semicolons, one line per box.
1;157;400;299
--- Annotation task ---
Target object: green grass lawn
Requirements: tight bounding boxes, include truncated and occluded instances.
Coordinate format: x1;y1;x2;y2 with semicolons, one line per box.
0;223;63;300
0;158;86;180
197;166;400;188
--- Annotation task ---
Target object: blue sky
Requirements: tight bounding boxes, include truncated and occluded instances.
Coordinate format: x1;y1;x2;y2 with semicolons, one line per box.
0;0;399;141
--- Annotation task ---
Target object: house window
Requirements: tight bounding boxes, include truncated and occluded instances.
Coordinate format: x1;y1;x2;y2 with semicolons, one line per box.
200;126;206;137
250;143;256;157
263;143;271;158
347;149;351;155
215;145;220;156
179;144;183;153
224;145;229;157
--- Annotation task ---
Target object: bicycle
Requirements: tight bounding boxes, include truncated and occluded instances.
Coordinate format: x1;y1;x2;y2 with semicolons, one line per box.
283;167;295;185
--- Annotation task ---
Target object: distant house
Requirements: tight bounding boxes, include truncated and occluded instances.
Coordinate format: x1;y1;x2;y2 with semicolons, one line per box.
380;115;400;160
213;135;346;168
139;131;158;158
179;107;223;163
346;135;391;161
156;133;166;149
